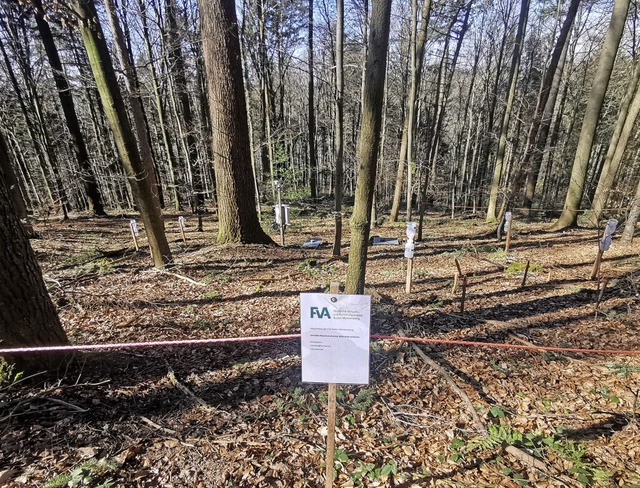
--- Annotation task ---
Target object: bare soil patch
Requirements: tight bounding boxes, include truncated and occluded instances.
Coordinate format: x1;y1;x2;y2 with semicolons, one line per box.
2;211;640;487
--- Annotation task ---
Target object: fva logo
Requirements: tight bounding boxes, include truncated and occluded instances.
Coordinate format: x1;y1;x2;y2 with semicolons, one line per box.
310;307;331;319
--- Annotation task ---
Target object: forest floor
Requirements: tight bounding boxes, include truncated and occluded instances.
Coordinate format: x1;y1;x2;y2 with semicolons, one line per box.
2;208;640;487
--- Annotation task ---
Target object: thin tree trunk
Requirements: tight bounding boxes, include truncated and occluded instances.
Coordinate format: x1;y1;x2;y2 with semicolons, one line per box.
389;0;431;223
332;0;344;257
345;0;392;295
486;0;530;222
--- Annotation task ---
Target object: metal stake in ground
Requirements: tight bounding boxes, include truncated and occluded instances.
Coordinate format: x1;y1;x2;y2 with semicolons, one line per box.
591;219;618;280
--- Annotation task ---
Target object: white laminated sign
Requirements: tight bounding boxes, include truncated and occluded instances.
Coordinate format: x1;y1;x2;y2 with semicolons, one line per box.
300;293;371;385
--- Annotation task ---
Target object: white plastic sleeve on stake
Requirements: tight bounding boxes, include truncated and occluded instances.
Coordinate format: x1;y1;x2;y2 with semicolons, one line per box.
599;219;618;251
178;216;186;230
504;212;512;232
404;241;415;258
130;219;139;237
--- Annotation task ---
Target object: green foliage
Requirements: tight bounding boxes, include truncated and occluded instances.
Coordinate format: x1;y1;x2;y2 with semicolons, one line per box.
352;388;375;411
348;458;398;486
201;291;220;300
448;423;612;486
0;359;23;386
43;458;117;488
606;362;640;378
506;261;544;276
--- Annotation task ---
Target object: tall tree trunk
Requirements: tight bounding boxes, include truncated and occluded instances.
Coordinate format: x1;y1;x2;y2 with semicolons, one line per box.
345;0;392;295
33;0;106;216
199;0;273;244
138;0;178;209
486;0;530;222
332;0;344;257
552;0;630;230
73;0;172;267
165;0;204;211
0;128;69;372
308;0;317;200
589;59;640;226
389;0;431;223
622;156;640;242
103;0;162;213
0;130;28;222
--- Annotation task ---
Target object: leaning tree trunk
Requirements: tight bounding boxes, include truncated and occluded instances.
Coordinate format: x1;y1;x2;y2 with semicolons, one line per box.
552;0;630;230
198;0;273;245
73;0;172;267
103;0;162;213
589;58;640;226
0;129;69;372
345;0;392;295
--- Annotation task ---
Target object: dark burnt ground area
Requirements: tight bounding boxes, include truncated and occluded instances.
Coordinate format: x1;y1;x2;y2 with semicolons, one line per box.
2;212;640;487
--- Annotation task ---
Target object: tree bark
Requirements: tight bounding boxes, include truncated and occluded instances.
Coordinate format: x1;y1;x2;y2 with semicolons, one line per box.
332;0;344;257
33;0;106;216
308;0;317;200
199;0;273;244
388;0;431;223
345;0;392;295
486;0;530;222
552;0;630;230
589;58;640;226
73;0;172;267
0;128;69;371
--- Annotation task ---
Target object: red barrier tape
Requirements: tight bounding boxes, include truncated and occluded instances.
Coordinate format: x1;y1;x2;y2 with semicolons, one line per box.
1;333;639;356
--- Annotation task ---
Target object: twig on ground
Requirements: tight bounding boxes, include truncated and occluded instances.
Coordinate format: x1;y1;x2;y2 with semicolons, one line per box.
153;269;208;287
167;369;225;415
140;415;178;435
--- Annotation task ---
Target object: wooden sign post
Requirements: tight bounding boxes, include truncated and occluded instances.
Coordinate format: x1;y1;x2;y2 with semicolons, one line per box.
504;211;513;253
591;219;618;280
129;219;139;251
178;216;187;243
405;222;417;294
300;282;371;488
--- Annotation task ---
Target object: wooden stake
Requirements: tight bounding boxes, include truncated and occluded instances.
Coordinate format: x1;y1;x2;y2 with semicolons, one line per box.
460;276;467;315
595;278;609;315
326;382;337;488
504;222;513;253
129;222;139;251
325;281;340;488
590;249;604;280
451;272;459;294
520;260;530;288
405;257;414;294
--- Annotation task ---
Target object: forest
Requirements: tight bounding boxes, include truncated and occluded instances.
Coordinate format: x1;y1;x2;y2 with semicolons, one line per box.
2;0;640;486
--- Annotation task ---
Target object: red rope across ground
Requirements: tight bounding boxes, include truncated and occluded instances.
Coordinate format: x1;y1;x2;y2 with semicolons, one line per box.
1;333;639;356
